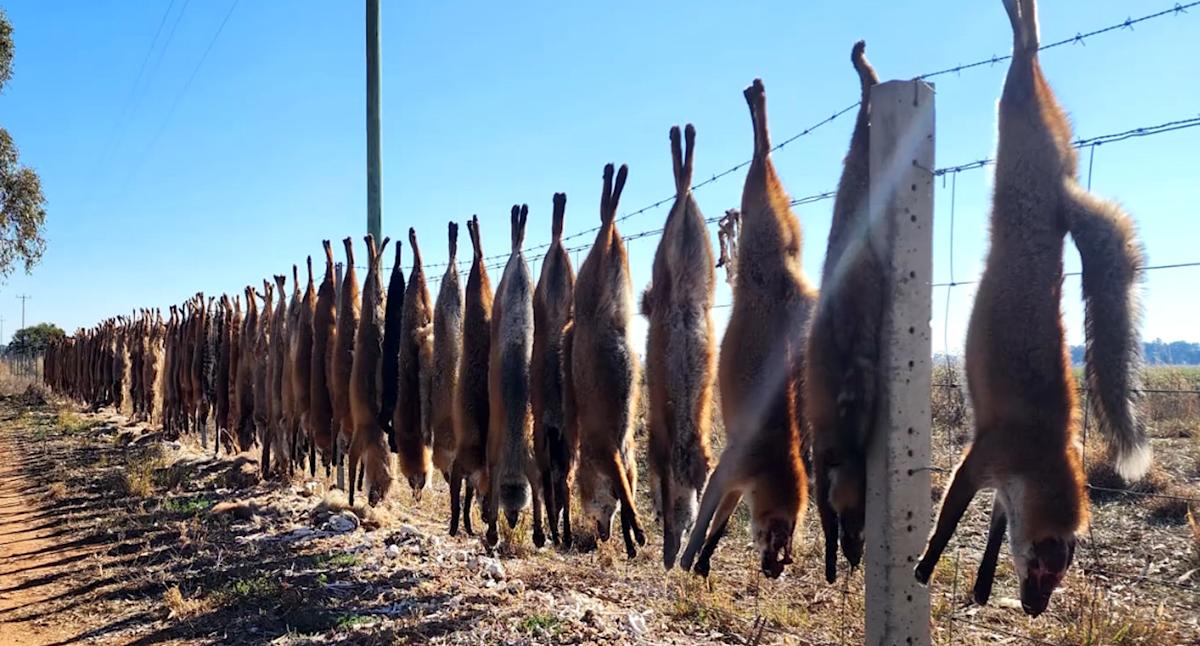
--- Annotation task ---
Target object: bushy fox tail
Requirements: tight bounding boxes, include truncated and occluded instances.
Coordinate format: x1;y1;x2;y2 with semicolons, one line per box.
1063;181;1150;481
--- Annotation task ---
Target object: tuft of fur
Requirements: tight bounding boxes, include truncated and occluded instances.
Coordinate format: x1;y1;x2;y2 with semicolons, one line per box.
643;124;717;569
1065;182;1149;480
680;79;814;580
805;40;884;583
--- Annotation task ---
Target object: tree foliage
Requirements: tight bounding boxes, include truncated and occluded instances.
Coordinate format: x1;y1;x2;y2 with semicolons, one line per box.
7;322;64;356
0;9;47;280
1070;340;1200;366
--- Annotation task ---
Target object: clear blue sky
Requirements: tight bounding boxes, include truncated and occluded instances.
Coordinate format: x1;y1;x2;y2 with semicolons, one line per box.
1;0;1197;352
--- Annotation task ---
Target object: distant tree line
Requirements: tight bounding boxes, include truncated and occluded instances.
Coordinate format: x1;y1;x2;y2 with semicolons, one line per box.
1069;340;1200;366
4;322;63;357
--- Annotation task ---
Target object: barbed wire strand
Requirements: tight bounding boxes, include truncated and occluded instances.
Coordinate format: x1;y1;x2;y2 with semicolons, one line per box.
410;2;1200;274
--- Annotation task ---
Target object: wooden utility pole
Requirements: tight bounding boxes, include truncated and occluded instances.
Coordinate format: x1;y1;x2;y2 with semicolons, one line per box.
16;294;31;329
864;79;934;646
366;0;382;242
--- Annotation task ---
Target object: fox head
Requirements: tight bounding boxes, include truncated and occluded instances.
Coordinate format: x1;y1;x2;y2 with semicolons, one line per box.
1010;530;1076;617
752;512;795;578
407;471;428;502
584;487;618;542
1001;474;1083;617
829;459;866;569
363;448;393;508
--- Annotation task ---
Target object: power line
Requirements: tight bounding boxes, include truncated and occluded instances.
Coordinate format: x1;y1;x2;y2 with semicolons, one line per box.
424;0;1199;273
93;0;180;175
143;0;193;99
122;0;239;191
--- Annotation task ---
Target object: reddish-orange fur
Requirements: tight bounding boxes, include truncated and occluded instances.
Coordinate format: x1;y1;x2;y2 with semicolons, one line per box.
309;242;338;470
915;0;1147;617
453;216;492;536
680;79;815;579
349;235;393;506
566;163;646;557
531;193;575;547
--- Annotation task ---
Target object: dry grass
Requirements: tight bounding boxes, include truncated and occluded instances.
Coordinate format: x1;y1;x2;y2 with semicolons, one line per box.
1145;485;1197;524
56;410;99;435
114;445;168;499
45;480;68;501
1188;507;1200;568
162;585;201;619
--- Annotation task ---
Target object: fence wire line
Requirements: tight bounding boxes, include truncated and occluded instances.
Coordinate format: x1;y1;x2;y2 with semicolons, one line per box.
358;110;1200;285
916;1;1200;81
403;1;1198;274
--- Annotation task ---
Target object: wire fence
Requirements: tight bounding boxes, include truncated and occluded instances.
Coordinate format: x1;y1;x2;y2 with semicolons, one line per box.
657;3;1199;644
188;2;1200;643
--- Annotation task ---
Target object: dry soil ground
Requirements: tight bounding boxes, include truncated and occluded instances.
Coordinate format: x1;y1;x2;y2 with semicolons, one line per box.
0;376;1197;645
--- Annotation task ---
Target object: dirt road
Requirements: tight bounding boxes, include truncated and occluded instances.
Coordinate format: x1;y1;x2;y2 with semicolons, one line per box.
0;407;99;646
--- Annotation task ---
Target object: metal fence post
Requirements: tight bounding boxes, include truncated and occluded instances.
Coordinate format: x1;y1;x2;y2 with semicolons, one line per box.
864;79;935;646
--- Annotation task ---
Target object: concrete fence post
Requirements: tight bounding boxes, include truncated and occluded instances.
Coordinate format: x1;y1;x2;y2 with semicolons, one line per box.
864;79;935;646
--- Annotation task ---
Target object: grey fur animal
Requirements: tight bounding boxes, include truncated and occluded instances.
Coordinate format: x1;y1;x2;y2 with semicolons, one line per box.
487;204;539;547
642;124;717;569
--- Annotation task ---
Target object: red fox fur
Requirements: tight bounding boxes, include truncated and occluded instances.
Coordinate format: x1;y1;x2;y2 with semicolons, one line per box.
532;193;576;547
349;235;394;506
235;287;258;452
227;297;243;448
680;79;815;579
395;228;435;498
279;268;298;461
268;274;289;476
291;256;316;468
454;215;493;537
566;164;647;558
487;205;539;547
432;223;466;535
332;238;361;472
805;41;883;583
915;0;1148;617
309;242;338;471
254;281;273;477
642;125;717;569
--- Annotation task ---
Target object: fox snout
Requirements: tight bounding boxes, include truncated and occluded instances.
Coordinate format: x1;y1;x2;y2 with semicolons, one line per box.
1020;568;1063;617
758;517;795;579
596;517;612;542
1019;536;1075;617
407;473;427;500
